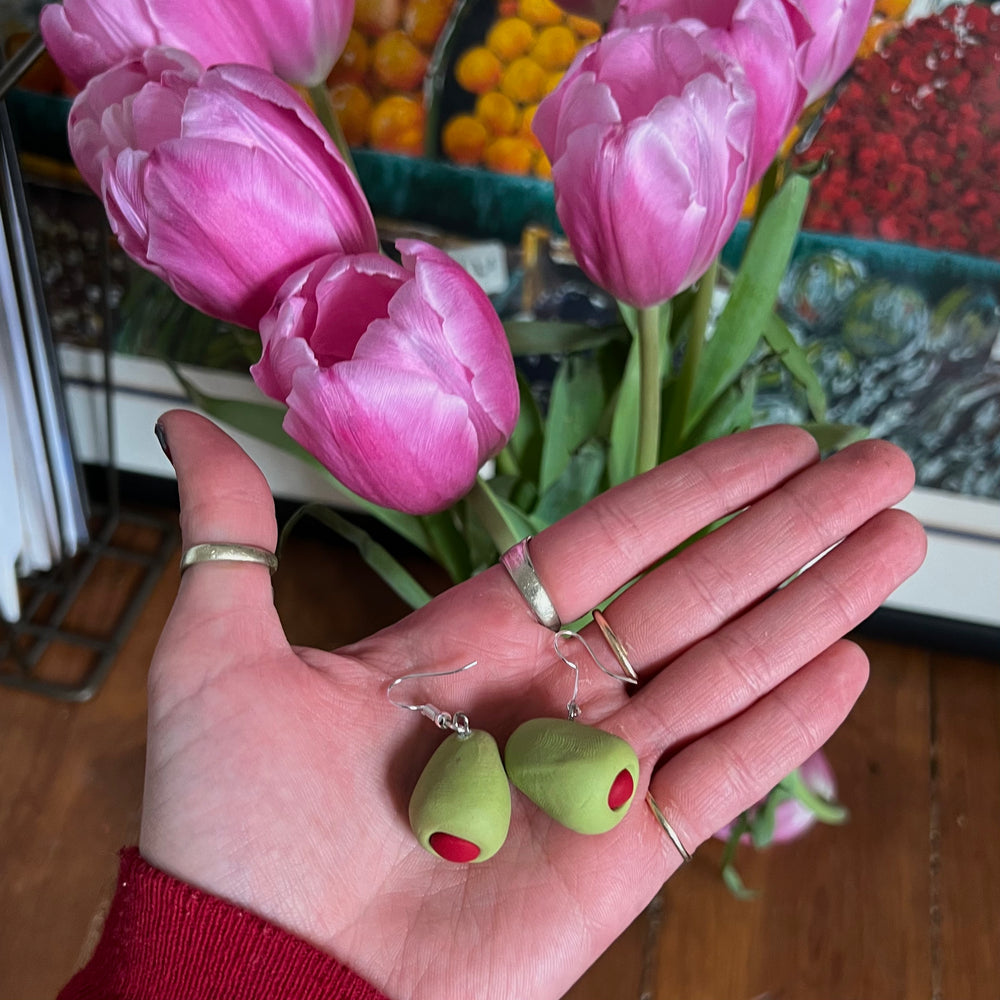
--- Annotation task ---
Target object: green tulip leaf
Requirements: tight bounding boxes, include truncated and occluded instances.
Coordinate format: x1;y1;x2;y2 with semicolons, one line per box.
607;333;641;487
503;319;628;356
685;174;809;435
679;371;757;452
533;439;606;528
409;730;512;862
501;373;544;485
800;421;870;454
762;313;828;421
281;504;433;610
539;355;606;495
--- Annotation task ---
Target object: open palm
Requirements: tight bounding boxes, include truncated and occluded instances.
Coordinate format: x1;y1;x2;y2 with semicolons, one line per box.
139;410;925;1000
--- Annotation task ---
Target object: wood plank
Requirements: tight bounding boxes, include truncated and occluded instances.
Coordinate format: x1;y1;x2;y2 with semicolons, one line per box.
0;525;179;1000
647;638;933;999
931;652;1000;1000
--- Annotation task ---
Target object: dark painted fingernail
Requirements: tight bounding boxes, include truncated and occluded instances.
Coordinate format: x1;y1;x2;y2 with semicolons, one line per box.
154;421;172;464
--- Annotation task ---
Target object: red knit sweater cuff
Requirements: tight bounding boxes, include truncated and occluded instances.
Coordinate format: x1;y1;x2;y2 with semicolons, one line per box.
58;848;390;1000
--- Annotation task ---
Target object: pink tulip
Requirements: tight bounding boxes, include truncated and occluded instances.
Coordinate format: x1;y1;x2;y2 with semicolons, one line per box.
612;0;809;183
251;241;520;515
783;0;875;104
40;0;352;88
533;23;755;308
68;48;378;329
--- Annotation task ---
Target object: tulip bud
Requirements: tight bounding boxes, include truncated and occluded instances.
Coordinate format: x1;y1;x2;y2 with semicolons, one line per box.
40;0;352;88
251;240;520;515
533;23;756;308
782;0;876;104
67;48;379;330
612;0;808;183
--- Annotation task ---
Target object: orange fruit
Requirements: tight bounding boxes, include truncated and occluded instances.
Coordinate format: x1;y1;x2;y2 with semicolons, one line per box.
403;0;453;49
442;114;489;164
369;94;426;155
475;91;520;136
499;55;546;103
533;150;552;180
483;135;535;175
329;82;372;147
518;103;542;148
455;46;504;94
328;29;370;85
373;30;429;90
543;70;564;96
355;0;401;36
516;0;564;28
566;15;602;42
531;25;577;71
486;18;536;61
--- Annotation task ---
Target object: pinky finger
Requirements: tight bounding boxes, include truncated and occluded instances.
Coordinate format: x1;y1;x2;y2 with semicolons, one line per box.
643;639;869;873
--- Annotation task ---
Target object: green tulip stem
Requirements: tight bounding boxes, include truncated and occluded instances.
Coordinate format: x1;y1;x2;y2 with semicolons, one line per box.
635;303;663;475
467;475;519;556
308;83;358;179
780;768;849;825
663;257;719;456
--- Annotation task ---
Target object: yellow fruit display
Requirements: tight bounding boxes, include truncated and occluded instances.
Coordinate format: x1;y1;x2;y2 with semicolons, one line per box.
456;46;504;94
326;0;456;156
330;82;373;147
442;114;490;164
443;0;605;176
373;30;429;90
370;94;426;155
486;17;536;61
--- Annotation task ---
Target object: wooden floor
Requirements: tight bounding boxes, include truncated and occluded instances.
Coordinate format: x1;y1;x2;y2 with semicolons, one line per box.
1;507;998;1000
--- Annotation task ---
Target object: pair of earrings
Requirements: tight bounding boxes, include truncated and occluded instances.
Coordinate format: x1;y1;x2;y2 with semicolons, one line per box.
388;630;639;863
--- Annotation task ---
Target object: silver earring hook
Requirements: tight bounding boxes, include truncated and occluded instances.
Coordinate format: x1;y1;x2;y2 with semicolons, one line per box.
553;629;638;721
387;661;477;737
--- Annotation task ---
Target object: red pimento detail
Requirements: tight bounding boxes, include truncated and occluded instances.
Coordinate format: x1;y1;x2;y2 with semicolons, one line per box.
797;3;1000;259
608;769;634;811
429;832;481;863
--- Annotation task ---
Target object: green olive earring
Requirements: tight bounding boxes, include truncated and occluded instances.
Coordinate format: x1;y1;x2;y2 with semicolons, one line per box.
388;662;511;864
504;629;640;835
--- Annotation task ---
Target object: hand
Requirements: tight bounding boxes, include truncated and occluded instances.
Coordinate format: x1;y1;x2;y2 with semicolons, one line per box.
140;411;925;1000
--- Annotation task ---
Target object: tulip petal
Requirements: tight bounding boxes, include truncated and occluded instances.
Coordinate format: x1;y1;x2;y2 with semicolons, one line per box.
285;361;482;514
142;139;366;326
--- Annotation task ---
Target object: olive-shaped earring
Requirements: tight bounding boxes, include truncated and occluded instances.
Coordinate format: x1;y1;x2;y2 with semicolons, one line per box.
504;629;640;835
388;662;511;863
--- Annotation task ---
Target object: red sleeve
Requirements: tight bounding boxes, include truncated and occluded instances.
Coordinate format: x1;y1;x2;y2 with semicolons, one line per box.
58;848;391;1000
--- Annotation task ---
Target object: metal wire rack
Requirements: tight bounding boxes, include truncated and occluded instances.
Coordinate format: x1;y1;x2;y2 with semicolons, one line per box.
0;43;177;701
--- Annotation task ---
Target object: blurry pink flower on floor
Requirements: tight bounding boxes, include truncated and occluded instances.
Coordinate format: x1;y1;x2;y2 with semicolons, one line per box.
715;749;842;846
252;240;520;515
67;48;378;329
40;0;353;88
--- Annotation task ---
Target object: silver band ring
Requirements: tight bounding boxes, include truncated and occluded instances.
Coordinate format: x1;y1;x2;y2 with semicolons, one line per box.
499;536;562;630
592;609;638;682
180;542;278;575
646;792;692;864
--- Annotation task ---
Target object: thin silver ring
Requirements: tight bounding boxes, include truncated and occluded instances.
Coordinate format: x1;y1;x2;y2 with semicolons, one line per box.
646;792;692;864
592;609;639;682
180;542;278;575
499;536;561;630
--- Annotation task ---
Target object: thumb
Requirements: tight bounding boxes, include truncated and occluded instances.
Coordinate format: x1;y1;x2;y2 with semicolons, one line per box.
157;409;281;627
